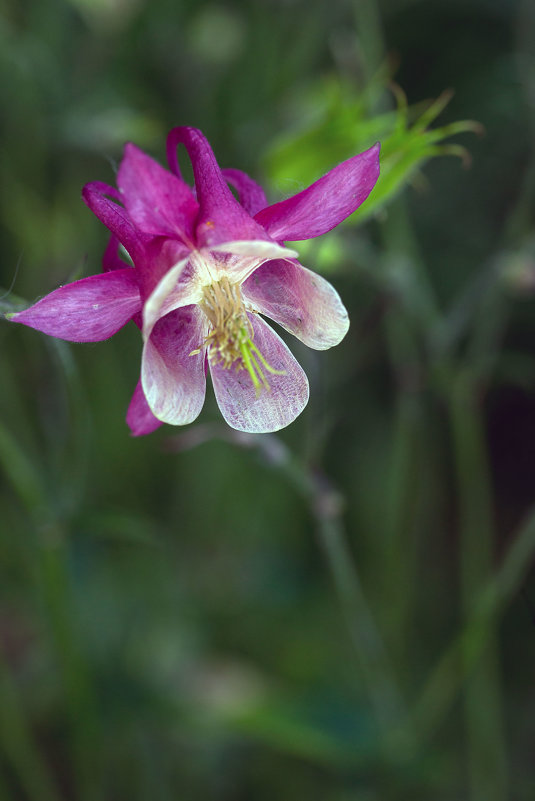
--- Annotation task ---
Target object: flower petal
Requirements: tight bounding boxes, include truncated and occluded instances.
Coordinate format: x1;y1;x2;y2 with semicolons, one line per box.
141;305;207;425
207;240;298;284
10;269;141;342
117;143;198;242
142;241;298;343
242;259;349;349
222;168;267;216
210;313;309;433
126;379;163;436
82;182;148;263
254;143;380;241
142;255;198;342
166;127;268;247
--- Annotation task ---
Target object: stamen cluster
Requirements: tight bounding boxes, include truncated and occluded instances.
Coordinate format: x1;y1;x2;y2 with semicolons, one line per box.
199;276;284;394
200;276;251;369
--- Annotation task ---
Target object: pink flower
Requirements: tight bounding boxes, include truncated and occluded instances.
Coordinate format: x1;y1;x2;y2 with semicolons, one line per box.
10;127;380;434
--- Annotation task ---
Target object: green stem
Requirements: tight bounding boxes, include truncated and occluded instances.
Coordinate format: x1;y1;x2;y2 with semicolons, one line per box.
38;536;101;801
412;501;535;743
252;437;407;749
379;199;439;666
352;0;385;88
0;656;61;801
315;511;408;739
448;371;507;801
381;390;424;663
0;417;100;801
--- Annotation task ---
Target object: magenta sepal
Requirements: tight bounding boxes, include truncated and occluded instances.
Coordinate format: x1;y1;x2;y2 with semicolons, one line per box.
255;143;380;241
166;127;269;247
82;182;149;265
222;168;268;216
117;143;198;242
126;380;164;436
10;269;141;342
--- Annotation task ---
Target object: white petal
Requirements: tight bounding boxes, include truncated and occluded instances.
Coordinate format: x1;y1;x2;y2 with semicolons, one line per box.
205;240;298;284
142;256;200;341
141;306;207;425
210;313;309;433
242;259;349;350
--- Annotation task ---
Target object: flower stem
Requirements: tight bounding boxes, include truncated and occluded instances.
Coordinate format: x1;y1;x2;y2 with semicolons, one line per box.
315;507;408;739
254;437;408;748
38;532;101;801
448;371;508;801
412;502;535;742
0;654;62;801
0;415;100;801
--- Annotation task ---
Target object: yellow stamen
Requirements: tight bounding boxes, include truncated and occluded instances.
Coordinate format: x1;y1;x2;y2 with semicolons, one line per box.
199;276;285;394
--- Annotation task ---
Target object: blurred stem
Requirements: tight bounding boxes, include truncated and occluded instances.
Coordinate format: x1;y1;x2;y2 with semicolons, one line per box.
352;0;385;90
353;0;441;674
506;0;535;243
39;534;101;801
382;197;439;324
0;419;48;514
0;764;11;800
0;419;100;801
448;371;507;801
255;439;408;749
413;502;535;741
380;199;438;663
432;226;510;369
47;339;92;520
136;727;174;801
0;655;61;801
173;426;409;745
0;422;60;800
382;389;423;662
315;507;408;744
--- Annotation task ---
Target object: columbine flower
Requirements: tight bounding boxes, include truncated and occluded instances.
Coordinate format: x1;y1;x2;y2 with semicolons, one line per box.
10;127;379;434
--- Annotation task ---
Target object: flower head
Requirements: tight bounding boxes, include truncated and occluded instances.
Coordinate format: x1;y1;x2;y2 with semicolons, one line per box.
10;127;380;434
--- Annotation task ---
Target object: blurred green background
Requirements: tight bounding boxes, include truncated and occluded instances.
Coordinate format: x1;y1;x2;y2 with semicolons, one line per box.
1;0;535;799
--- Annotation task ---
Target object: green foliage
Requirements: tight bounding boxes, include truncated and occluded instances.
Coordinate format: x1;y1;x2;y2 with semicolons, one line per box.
265;75;482;225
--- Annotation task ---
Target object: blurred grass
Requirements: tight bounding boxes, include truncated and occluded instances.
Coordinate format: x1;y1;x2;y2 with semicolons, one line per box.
1;0;535;799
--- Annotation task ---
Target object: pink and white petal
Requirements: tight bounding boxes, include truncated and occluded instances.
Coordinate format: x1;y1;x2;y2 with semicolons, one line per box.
10;269;141;342
222;168;268;216
143;242;297;341
166;127;268;247
126;380;163;436
142;255;200;342
210;313;309;433
117;143;198;242
242;259;349;349
82;182;148;264
255;143;380;241
206;240;298;284
141;305;207;426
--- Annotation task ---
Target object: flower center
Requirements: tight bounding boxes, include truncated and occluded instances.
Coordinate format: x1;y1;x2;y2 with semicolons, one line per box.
198;276;284;393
